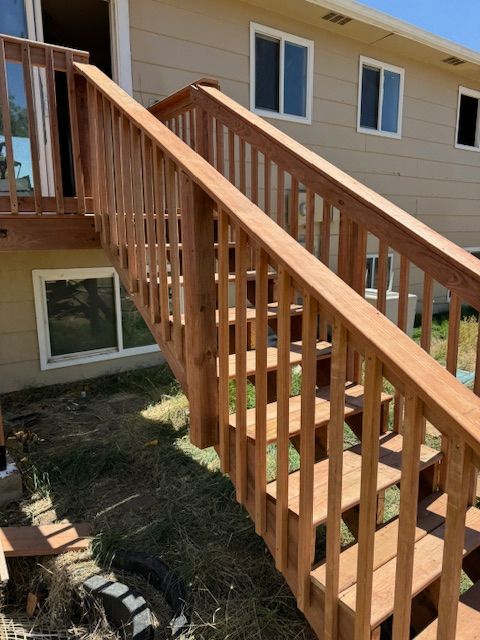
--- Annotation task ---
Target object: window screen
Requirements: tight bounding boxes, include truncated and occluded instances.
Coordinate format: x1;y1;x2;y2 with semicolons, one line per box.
46;277;117;357
457;93;479;147
381;70;401;133
255;34;280;112
284;42;308;117
360;66;380;129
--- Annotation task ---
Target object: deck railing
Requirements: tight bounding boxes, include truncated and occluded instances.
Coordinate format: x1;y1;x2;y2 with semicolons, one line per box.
75;64;480;639
0;34;91;215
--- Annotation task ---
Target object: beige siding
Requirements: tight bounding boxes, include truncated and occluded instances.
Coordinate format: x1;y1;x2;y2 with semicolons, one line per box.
129;0;480;310
0;249;164;394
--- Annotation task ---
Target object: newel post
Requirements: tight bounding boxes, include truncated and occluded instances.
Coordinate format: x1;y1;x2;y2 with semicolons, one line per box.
180;171;219;448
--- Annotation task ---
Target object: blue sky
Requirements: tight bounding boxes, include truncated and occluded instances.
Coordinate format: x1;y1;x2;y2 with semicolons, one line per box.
357;0;480;52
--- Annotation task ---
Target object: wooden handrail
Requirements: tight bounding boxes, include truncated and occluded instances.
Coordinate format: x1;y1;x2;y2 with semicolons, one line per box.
1;32;89;69
152;81;480;311
76;61;480;458
149;78;219;123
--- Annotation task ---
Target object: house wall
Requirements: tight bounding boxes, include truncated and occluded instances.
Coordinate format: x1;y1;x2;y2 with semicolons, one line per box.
128;0;480;308
0;249;164;394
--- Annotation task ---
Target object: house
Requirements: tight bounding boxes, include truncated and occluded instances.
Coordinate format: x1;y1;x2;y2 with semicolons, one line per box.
2;1;480;638
2;0;480;393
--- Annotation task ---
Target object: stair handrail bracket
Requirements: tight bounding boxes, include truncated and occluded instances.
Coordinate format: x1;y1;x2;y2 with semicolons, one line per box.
76;63;480;639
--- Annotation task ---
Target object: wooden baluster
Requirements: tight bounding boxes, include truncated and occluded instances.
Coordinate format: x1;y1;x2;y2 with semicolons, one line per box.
228;130;235;185
120;114;137;289
421;273;434;354
391;392;423;639
166;158;182;359
112;105;128;266
86;83;103;236
235;225;248;503
323;319;348;637
447;292;461;375
251;147;258;205
337;211;350;283
376;241;389;315
66;53;85;213
436;438;472;640
277;167;285;228
45;48;64;214
475;321;480;396
152;146;170;340
254;246;268;534
351;224;367;383
188;109;196;151
140;134;158;324
319;201;332;342
394;256;410;432
181;112;187;143
215;120;225;175
87;83;101;234
102;97;118;250
305;189;315;254
21;42;42;214
264;156;271;217
239;139;246;195
290;177;299;240
131;127;149;308
180;171;218;448
297;295;320;610
207;113;214;164
0;38;18;213
218;210;231;473
275;266;292;571
354;351;383;640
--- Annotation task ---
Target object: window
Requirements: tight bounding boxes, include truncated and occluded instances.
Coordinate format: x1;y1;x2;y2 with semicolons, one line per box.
250;23;313;123
357;56;404;138
33;268;158;370
456;87;480;150
365;254;394;291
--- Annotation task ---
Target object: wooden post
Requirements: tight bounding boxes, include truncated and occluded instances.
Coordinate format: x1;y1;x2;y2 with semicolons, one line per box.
180;171;219;448
0;406;6;472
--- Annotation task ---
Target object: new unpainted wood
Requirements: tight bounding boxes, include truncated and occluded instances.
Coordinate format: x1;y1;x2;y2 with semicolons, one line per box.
267;432;440;527
0;523;92;557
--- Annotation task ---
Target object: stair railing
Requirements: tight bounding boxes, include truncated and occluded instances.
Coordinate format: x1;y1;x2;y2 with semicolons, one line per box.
76;63;480;640
0;34;91;216
151;81;480;426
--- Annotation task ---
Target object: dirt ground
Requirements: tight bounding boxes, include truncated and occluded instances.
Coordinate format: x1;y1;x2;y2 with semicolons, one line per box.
0;364;316;640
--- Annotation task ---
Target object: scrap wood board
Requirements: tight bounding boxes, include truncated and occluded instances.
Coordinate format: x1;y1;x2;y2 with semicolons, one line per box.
0;523;92;558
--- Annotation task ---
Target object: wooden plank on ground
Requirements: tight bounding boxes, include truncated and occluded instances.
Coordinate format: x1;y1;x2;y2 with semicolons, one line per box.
0;539;9;583
0;523;92;557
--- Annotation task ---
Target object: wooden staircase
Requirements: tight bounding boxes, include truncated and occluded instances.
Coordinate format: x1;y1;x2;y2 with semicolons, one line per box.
2;35;480;638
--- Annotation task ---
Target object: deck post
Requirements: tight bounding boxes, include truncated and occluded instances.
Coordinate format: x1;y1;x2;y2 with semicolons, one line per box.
180;171;219;448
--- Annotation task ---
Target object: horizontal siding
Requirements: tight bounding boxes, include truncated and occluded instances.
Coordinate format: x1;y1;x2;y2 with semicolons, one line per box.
0;250;164;393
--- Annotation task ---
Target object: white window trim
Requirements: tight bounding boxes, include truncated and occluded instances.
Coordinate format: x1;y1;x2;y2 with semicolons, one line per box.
455;86;480;152
110;0;133;95
365;253;395;292
249;22;314;124
357;55;405;139
33;267;158;371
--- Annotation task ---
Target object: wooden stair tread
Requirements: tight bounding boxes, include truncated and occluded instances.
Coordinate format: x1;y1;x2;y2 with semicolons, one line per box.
332;494;480;629
166;269;277;286
229;382;391;445
416;580;480;639
180;303;303;328
223;340;332;380
266;432;442;527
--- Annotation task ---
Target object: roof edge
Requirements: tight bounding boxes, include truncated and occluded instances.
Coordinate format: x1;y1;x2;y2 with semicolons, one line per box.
307;0;480;66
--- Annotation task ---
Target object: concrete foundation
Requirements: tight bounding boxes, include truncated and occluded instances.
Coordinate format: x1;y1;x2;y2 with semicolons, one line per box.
0;458;23;506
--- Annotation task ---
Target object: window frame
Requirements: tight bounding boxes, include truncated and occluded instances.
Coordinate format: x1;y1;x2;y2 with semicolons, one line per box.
365;253;395;292
455;86;480;152
250;22;314;124
33;267;159;371
357;55;405;139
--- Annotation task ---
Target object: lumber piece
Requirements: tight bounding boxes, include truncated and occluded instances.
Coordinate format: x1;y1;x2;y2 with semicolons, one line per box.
0;523;92;558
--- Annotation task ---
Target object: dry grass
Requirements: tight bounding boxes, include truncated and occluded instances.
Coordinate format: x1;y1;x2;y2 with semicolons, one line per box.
1;364;316;640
